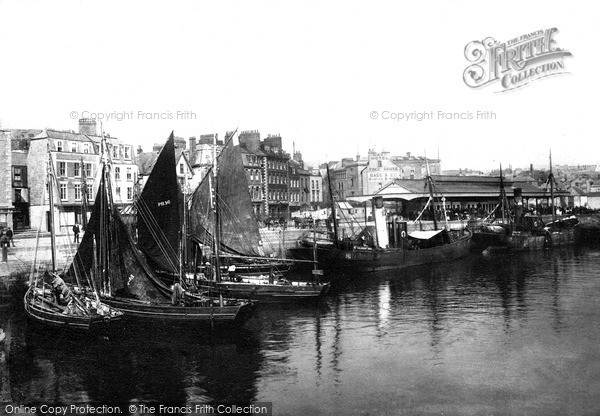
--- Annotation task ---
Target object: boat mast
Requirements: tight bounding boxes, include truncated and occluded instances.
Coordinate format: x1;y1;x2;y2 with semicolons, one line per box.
326;164;339;248
47;152;57;272
425;157;438;231
313;224;318;270
212;133;222;284
81;158;88;230
100;123;113;296
549;149;556;224
499;164;506;224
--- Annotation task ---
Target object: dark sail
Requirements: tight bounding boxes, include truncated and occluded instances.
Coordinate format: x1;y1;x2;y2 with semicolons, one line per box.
66;170;109;293
189;137;263;256
136;132;182;274
66;166;171;302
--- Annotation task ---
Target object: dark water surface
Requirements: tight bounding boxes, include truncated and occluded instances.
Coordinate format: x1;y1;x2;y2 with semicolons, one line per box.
2;246;600;415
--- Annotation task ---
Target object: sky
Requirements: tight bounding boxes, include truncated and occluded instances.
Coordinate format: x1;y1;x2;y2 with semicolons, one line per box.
0;0;597;171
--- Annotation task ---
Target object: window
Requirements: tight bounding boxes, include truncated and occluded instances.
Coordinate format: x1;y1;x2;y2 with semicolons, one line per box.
13;167;21;182
127;187;133;200
85;164;92;177
112;145;119;159
87;184;93;201
124;146;131;160
58;162;66;176
377;160;382;168
126;167;132;181
180;163;184;174
56;140;63;152
74;184;81;201
115;167;120;180
83;143;90;154
59;183;68;201
116;187;121;198
74;163;80;177
71;142;77;153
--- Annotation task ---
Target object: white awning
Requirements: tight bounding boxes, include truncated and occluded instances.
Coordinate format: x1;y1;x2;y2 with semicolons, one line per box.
337;202;353;210
408;230;443;240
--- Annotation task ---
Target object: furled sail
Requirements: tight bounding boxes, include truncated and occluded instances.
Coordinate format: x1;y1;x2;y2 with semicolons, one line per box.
189;137;263;256
136;132;182;274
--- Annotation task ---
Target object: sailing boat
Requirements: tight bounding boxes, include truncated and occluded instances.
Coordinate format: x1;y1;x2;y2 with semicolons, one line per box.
66;133;252;325
472;164;547;251
23;154;123;331
289;165;472;271
474;155;579;251
543;150;580;246
188;132;329;302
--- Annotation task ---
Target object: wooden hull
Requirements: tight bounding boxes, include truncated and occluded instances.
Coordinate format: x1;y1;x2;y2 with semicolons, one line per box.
472;230;509;248
201;261;293;274
476;225;579;251
546;224;580;247
216;281;330;303
290;232;472;272
505;233;547;250
23;288;123;332
102;297;253;324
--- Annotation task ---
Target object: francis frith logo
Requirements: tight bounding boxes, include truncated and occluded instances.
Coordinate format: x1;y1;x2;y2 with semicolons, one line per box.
463;28;572;92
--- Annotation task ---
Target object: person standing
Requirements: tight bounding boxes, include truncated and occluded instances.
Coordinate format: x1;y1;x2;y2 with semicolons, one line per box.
72;223;80;243
227;264;236;281
5;228;14;247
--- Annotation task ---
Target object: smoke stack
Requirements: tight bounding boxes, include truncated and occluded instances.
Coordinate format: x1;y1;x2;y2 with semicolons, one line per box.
514;187;523;223
78;118;97;136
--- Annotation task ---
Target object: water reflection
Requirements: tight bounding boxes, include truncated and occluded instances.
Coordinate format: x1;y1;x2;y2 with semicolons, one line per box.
2;246;600;415
7;320;262;408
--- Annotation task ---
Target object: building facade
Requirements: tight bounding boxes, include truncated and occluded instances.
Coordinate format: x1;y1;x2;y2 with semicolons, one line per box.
309;168;323;208
238;131;291;220
0;131;12;230
289;152;311;214
362;150;441;195
187;134;225;185
26;119;138;232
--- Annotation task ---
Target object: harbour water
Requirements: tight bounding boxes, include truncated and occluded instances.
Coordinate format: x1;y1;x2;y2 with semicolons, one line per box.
1;245;600;415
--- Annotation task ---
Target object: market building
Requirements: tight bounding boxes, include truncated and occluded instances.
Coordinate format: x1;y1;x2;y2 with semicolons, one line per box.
347;175;570;221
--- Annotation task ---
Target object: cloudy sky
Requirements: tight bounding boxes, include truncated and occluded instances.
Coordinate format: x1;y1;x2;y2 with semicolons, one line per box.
0;0;597;171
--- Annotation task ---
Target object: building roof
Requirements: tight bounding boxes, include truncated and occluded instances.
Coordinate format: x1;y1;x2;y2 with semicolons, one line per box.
570;186;586;196
8;129;43;151
175;149;193;172
513;175;537;183
237;144;266;157
137;152;158;175
348;175;569;202
33;129;95;143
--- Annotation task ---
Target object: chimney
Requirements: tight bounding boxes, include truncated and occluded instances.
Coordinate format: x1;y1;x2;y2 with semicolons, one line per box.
189;136;197;164
78;118;97;136
406;152;411;158
239;130;260;153
136;145;143;154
